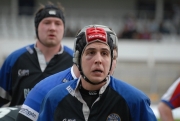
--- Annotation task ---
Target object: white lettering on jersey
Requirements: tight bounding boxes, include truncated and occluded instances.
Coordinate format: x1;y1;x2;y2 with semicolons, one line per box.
66;86;75;96
19;105;39;121
18;69;29;76
63;118;76;121
24;88;31;99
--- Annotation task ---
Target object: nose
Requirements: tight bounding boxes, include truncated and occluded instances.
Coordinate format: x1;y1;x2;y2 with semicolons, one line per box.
49;23;56;30
94;53;102;65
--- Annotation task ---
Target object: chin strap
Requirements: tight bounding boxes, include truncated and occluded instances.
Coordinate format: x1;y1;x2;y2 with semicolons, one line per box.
80;71;108;85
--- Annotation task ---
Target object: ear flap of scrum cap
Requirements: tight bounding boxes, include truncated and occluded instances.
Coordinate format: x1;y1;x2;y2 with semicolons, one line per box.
73;37;79;65
73;50;79;65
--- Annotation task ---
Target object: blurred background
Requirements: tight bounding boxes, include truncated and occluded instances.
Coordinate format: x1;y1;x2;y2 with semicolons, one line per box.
0;0;180;117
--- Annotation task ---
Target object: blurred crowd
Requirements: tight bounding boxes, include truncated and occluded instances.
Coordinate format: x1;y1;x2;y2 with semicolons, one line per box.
64;13;180;41
116;14;180;41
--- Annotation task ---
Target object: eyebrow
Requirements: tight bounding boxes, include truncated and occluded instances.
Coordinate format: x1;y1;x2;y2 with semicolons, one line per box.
85;47;110;51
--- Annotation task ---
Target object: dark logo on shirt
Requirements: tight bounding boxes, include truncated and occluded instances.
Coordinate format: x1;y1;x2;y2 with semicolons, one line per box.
107;113;121;121
18;69;29;76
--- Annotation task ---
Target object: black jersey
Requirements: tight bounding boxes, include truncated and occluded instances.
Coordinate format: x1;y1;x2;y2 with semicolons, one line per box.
0;107;20;121
0;44;73;107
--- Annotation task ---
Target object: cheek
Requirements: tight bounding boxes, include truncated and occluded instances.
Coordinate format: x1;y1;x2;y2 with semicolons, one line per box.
81;56;93;68
86;55;92;60
38;25;47;34
58;26;64;33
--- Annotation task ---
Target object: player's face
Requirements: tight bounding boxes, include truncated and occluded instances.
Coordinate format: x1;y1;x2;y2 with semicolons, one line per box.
38;17;64;47
110;49;117;75
81;42;111;83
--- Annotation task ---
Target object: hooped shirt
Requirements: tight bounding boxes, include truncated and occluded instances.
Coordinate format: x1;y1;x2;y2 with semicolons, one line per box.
0;44;73;107
37;76;157;121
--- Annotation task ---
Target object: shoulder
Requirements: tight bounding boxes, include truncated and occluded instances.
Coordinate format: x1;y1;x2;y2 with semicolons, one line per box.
24;67;72;105
162;77;180;100
0;44;34;74
110;77;157;120
0;107;20;121
8;44;34;57
110;76;150;103
3;44;34;64
35;67;72;89
63;45;73;56
161;77;180;108
46;79;78;101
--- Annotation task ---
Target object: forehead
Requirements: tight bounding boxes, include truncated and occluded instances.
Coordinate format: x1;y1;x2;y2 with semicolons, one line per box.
84;41;110;50
41;17;63;22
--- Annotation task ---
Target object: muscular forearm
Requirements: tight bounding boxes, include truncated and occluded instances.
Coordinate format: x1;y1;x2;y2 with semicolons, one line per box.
158;102;174;121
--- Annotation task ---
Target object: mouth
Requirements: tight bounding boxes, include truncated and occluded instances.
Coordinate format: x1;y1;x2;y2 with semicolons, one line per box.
93;69;103;73
48;34;55;38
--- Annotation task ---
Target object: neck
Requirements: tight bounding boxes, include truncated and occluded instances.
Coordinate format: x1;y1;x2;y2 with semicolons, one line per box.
36;41;61;62
80;77;106;91
73;65;80;78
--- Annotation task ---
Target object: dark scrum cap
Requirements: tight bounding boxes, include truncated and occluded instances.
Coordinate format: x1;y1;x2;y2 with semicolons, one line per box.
34;4;65;39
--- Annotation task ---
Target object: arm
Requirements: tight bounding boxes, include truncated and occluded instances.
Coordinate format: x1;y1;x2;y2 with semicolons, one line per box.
37;93;54;121
139;98;158;121
0;59;12;106
158;78;180;121
16;85;46;121
158;102;174;121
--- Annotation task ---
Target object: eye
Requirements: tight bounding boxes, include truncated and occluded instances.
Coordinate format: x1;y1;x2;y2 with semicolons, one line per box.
44;21;50;25
102;51;108;56
88;51;95;55
55;22;61;26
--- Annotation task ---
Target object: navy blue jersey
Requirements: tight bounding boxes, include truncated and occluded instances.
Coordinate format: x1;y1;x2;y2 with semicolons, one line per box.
38;76;157;121
16;67;76;121
0;44;73;107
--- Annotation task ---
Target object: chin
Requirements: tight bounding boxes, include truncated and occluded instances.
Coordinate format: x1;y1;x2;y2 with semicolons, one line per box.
91;77;105;83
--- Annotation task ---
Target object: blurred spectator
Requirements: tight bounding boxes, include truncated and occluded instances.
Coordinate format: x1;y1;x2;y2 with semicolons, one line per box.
138;26;152;40
158;21;170;34
65;27;75;37
118;14;138;39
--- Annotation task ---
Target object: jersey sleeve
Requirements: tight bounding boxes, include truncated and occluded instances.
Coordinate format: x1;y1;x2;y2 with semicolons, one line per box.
0;54;18;106
17;86;43;121
37;88;60;121
16;67;73;121
37;82;72;121
161;77;180;109
135;97;157;121
0;45;32;107
111;77;157;121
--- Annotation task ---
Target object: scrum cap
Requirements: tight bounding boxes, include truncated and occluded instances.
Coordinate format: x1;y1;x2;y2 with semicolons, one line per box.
73;25;118;70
